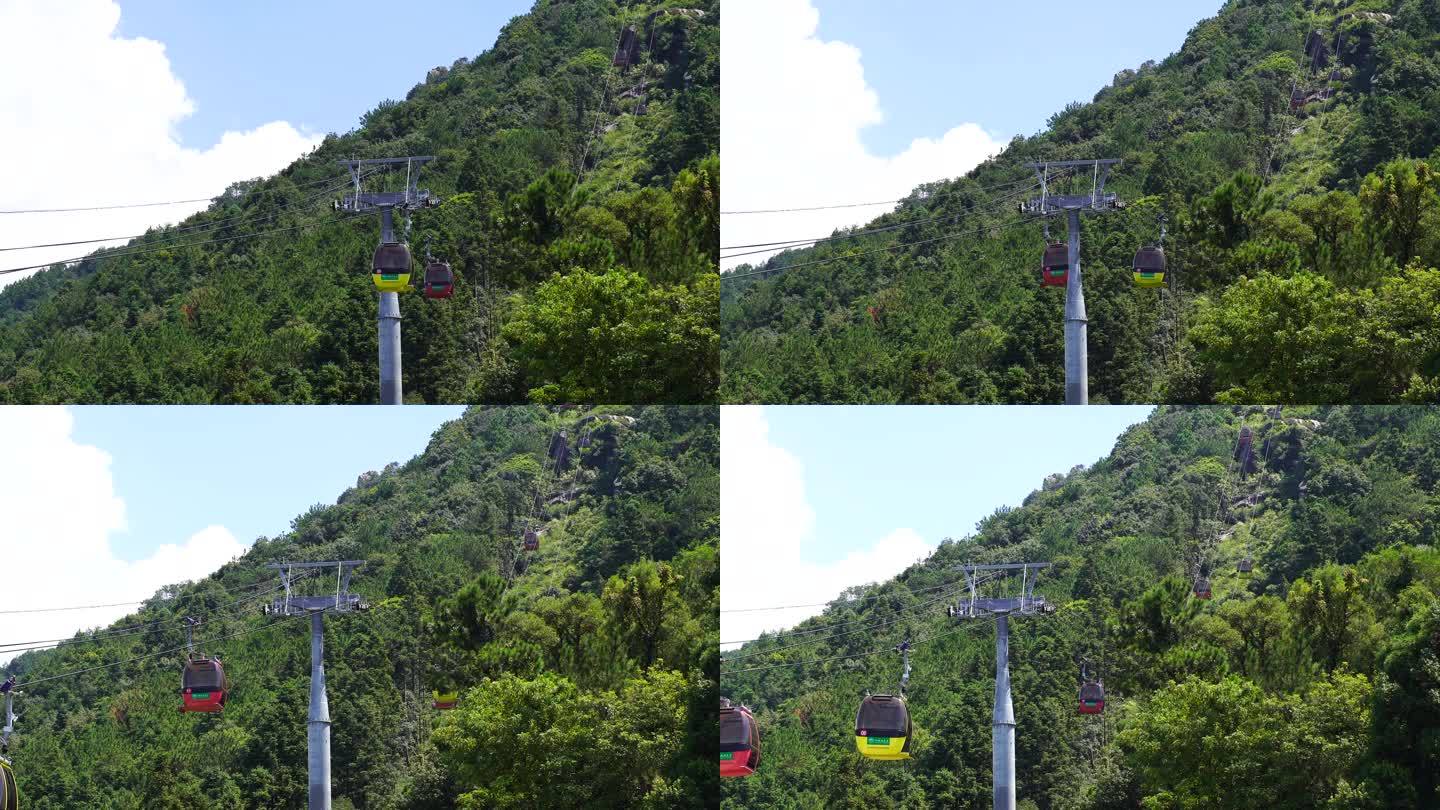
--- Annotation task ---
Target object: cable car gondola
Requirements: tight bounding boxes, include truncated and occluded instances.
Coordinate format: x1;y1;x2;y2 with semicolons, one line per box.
523;529;539;552
720;700;761;778
1193;577;1213;600
432;690;459;710
1237;557;1254;573
0;757;16;810
181;655;229;713
1132;245;1166;288
1041;242;1069;287
372;242;413;292
855;694;913;760
423;260;454;299
1078;679;1105;715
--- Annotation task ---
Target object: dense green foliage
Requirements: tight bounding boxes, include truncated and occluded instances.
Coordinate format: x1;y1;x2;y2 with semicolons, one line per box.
4;405;718;808
0;0;719;404
721;0;1440;404
722;406;1440;808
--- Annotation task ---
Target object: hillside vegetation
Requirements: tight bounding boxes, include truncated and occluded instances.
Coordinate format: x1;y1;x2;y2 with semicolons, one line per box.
4;405;718;808
721;0;1440;404
722;406;1440;808
0;0;719;404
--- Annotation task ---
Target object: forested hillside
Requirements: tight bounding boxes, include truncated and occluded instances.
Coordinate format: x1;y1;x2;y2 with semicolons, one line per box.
722;406;1440;808
0;0;719;404
3;405;718;808
721;0;1440;404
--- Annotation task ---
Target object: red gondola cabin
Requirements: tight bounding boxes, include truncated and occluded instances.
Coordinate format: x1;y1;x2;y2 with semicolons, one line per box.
423;261;454;299
523;530;539;552
1078;680;1105;715
181;656;229;713
1193;577;1213;600
720;703;761;778
1041;242;1069;287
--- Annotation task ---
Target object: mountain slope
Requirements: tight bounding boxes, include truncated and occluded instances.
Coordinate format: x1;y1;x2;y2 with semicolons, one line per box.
0;0;719;404
722;406;1440;808
721;0;1440;404
4;405;718;808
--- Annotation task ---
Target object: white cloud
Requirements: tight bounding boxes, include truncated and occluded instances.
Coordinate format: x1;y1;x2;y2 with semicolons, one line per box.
0;408;248;665
0;0;323;287
721;0;1008;269
721;407;936;648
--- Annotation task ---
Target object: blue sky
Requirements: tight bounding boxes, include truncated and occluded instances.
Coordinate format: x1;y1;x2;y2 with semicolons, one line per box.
71;406;464;562
113;0;533;148
765;405;1153;564
723;0;1225;270
2;0;534;286
812;0;1223;154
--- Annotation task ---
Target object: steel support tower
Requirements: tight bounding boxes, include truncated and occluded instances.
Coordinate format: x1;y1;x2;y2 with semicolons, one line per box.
1;690;15;755
266;561;367;810
1021;160;1123;405
336;157;439;405
952;562;1055;810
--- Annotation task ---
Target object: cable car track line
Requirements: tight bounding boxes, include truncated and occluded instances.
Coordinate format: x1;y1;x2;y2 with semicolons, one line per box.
0;170;368;254
16;606;327;688
0;210;371;276
720;582;977;661
721;615;991;676
0;170;377;215
720;214;1041;282
720;174;1046;216
0;575;314;654
720;576;976;614
720;571;1002;648
719;177;1050;259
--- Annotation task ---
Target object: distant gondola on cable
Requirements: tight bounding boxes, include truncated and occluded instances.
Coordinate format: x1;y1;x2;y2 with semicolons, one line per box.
1193;576;1213;600
0;756;15;810
523;528;540;552
1234;426;1258;477
1041;242;1069;287
1133;214;1168;288
720;699;761;778
432;690;459;710
1078;679;1105;715
855;693;913;760
181;655;229;713
1132;245;1166;288
423;260;454;299
372;241;413;292
1238;556;1254;573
